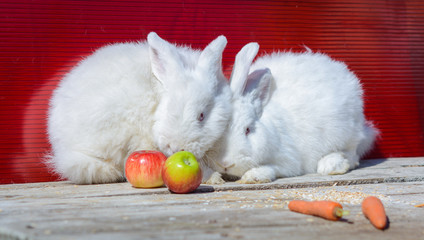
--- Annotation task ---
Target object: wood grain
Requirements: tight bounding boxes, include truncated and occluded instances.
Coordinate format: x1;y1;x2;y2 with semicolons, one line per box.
1;157;423;239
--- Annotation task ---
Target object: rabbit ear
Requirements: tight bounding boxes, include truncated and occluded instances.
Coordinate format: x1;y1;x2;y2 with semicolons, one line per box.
244;68;273;113
147;32;183;84
197;35;227;77
230;42;259;96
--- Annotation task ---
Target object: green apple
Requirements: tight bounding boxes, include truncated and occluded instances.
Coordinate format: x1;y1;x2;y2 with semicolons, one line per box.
162;151;203;194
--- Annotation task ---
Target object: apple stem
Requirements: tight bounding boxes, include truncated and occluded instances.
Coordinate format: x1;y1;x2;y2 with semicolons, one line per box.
184;159;191;166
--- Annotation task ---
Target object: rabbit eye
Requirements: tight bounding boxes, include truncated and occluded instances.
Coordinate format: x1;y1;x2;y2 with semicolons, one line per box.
245;127;250;136
198;112;204;122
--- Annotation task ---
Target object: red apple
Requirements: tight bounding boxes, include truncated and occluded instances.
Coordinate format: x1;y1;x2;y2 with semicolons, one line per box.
125;150;167;188
162;151;203;194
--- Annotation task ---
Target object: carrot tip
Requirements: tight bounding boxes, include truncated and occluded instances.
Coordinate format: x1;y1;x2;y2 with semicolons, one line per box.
334;207;350;218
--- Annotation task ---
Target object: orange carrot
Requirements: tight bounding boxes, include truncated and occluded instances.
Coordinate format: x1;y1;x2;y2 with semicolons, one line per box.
288;200;349;221
415;203;424;208
362;196;388;230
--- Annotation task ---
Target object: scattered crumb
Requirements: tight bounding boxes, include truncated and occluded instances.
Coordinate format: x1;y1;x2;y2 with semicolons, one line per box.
285;187;386;205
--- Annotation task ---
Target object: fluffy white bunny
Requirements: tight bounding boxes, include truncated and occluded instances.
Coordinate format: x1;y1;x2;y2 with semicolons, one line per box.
207;44;378;184
201;42;262;184
46;32;232;184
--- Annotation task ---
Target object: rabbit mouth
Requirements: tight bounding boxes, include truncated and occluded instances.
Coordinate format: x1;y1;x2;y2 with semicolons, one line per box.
211;158;235;172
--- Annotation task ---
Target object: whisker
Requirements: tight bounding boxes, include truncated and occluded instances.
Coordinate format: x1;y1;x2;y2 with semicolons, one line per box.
211;157;227;169
226;163;235;169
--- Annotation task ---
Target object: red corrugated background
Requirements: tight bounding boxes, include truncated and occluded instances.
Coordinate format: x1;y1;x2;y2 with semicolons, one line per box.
1;0;423;184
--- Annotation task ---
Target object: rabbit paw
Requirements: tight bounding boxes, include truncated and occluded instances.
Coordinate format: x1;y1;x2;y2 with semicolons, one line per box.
317;152;350;175
237;168;272;184
204;171;225;185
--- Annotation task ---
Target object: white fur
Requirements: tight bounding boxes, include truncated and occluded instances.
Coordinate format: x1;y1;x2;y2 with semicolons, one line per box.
46;32;231;184
208;47;378;184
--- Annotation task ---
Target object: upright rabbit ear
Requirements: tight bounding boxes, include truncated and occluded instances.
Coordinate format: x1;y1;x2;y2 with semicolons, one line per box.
147;32;183;84
197;35;227;77
230;42;259;96
244;68;273;114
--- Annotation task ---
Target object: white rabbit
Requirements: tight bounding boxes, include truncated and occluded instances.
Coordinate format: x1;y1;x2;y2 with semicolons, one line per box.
207;44;378;184
201;42;263;184
46;32;232;184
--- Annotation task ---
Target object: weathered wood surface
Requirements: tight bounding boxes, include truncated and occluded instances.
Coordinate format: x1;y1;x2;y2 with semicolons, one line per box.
1;157;424;240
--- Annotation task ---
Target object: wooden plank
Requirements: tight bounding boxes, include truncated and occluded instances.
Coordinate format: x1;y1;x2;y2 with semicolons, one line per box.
0;157;423;240
217;157;424;191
